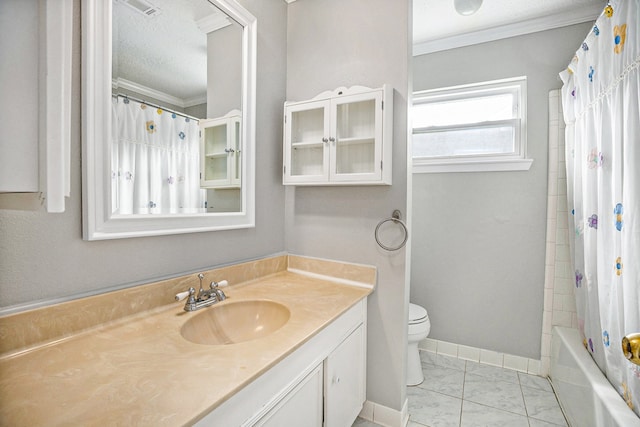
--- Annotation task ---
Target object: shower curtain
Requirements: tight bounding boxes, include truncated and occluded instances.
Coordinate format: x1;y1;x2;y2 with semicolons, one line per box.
560;0;640;416
111;96;206;214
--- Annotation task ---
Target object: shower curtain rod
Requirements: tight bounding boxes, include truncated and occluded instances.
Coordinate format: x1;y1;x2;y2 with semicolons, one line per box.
112;93;201;122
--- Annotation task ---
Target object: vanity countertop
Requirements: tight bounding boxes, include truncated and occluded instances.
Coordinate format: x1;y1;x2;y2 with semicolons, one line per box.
0;261;373;426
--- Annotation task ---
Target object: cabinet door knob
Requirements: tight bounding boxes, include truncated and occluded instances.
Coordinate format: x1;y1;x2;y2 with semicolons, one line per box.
329;137;336;142
322;137;329;143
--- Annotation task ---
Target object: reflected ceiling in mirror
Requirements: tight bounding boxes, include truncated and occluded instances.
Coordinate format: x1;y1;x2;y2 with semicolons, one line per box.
114;0;209;111
82;0;256;240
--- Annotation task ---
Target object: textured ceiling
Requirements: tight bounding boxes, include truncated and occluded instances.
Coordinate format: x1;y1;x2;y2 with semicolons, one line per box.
113;0;607;102
414;0;606;45
113;0;237;104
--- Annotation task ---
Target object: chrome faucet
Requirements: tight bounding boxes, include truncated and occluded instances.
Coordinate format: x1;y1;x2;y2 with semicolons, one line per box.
175;273;228;312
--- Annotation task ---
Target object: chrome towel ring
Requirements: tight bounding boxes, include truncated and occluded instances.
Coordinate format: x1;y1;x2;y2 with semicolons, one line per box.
375;209;409;251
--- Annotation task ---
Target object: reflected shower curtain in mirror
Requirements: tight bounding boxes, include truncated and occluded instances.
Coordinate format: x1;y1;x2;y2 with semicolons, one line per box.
560;0;639;416
111;97;206;214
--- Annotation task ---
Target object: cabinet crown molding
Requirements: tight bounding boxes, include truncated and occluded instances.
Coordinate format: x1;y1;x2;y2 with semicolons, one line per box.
286;86;381;105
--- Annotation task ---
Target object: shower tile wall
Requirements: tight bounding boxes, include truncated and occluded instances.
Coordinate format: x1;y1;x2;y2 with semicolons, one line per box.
541;90;578;374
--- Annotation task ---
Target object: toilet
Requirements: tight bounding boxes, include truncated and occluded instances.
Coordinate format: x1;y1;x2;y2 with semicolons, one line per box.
407;302;431;386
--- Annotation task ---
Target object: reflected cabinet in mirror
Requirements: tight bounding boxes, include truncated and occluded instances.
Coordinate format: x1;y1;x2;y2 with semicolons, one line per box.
82;0;256;240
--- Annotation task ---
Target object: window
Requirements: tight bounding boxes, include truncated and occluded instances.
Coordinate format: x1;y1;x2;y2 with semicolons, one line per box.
412;77;532;173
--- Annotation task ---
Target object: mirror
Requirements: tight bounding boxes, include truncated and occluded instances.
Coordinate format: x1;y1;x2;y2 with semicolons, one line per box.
82;0;256;240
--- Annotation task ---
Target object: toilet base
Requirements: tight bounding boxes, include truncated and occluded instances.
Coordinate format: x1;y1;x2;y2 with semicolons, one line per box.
407;341;424;386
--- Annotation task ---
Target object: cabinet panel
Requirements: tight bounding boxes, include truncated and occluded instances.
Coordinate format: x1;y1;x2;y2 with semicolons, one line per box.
255;365;323;427
324;324;366;427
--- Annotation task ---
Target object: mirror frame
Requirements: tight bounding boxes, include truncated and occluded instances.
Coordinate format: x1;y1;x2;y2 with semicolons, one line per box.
81;0;256;240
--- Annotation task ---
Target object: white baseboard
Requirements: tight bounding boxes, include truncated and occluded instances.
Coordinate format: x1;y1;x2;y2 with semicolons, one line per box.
419;337;546;376
359;398;409;427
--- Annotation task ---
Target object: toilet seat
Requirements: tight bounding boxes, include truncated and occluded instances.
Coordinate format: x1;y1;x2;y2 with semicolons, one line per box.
409;303;428;325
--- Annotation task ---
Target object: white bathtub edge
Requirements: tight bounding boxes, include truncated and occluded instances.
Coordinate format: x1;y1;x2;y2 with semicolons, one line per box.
550;326;640;427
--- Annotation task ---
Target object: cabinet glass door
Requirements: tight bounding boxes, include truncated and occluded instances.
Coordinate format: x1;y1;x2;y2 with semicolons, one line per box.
200;115;241;189
330;91;382;182
203;122;229;184
285;100;330;182
232;118;241;185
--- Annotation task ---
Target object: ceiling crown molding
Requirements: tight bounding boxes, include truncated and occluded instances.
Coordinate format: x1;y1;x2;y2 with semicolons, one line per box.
413;3;603;56
112;78;206;108
196;11;231;34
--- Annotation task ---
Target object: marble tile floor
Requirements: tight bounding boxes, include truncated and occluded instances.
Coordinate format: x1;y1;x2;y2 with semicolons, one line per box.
353;350;568;427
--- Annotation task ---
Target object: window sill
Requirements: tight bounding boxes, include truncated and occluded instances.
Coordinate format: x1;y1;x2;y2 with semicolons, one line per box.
413;158;533;174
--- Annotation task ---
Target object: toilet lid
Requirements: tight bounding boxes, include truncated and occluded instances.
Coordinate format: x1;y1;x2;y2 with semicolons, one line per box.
409;303;428;324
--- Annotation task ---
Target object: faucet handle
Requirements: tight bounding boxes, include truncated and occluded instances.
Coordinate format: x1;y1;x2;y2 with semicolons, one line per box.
215;280;228;287
175;287;196;302
209;280;228;289
175;291;190;301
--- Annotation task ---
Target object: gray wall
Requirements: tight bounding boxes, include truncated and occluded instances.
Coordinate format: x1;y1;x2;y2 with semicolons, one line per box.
285;0;410;412
207;22;242;118
410;23;592;359
205;21;244;216
0;0;288;310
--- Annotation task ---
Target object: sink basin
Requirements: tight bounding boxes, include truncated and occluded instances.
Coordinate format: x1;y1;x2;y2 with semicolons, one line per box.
180;300;290;345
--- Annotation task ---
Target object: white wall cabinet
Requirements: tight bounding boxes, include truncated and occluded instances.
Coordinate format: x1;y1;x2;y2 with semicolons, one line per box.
199;299;367;427
0;0;72;212
283;86;392;186
200;111;241;189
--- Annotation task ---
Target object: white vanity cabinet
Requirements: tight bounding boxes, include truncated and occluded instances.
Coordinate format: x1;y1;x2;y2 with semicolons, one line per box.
255;365;323;427
200;298;367;427
199;112;241;189
283;86;392;186
257;325;366;427
324;325;366;427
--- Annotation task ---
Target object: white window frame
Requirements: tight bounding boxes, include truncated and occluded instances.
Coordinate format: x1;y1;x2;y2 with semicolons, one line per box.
412;76;532;173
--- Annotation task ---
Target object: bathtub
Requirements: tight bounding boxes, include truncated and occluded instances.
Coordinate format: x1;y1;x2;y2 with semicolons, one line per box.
550;326;640;427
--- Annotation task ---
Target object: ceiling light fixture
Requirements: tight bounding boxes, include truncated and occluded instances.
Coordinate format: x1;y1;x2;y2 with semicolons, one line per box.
454;0;483;16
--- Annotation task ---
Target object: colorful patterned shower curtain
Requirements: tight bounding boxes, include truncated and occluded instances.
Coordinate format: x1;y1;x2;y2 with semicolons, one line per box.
111;96;206;214
560;0;640;416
